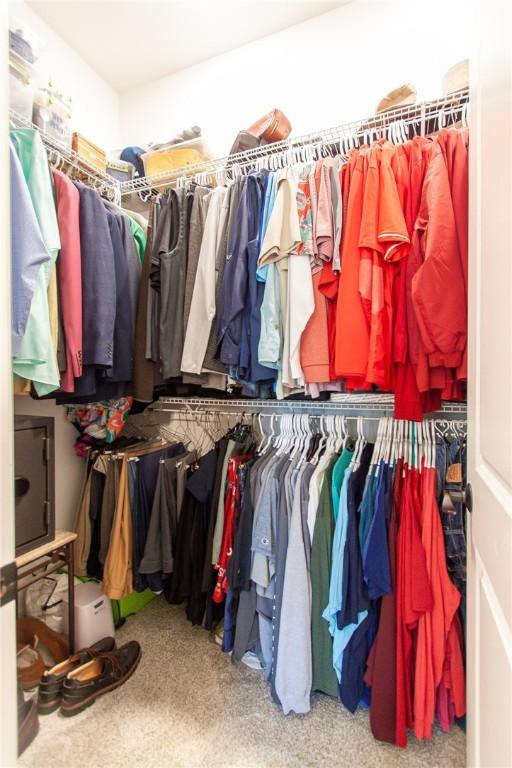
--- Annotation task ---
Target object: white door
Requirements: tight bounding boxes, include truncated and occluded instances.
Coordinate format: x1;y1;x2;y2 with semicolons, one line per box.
0;3;18;766
467;1;512;766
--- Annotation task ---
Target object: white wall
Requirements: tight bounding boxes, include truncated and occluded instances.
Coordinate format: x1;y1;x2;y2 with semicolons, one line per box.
14;397;85;531
119;0;471;156
9;0;120;148
9;0;118;533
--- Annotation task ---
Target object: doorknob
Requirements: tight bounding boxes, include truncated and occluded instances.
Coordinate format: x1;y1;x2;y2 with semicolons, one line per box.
15;476;30;498
442;483;473;514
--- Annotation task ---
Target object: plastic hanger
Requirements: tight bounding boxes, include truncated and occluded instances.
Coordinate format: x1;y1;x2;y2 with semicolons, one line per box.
274;414;284;453
290;414;302;459
256;413;267;454
349;418;359;468
371;417;385;468
298;415;312;467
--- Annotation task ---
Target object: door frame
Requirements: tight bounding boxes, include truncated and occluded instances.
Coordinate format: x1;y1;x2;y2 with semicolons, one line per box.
0;2;18;765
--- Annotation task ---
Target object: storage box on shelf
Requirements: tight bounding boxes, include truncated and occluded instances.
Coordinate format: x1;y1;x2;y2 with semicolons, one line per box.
141;136;212;178
72;132;108;174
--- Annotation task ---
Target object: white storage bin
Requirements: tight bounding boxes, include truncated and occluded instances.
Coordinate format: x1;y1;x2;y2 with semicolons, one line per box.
9;50;36;120
33;86;73;148
63;581;115;653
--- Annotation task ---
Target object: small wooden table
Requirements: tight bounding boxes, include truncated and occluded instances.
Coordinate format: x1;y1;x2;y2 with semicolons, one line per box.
16;530;77;652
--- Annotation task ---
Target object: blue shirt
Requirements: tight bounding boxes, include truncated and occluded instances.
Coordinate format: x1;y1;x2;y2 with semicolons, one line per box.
217;178;250;366
363;461;392;600
256;172;278;282
323;466;367;682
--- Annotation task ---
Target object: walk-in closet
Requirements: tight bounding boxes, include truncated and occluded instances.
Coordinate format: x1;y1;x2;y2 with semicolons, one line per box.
1;2;511;767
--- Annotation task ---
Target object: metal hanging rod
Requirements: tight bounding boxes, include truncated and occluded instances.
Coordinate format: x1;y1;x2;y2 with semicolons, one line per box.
151;395;467;419
9;109;121;202
120;88;469;196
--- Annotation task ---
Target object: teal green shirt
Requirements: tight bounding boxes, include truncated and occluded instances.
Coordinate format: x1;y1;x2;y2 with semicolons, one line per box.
125;214;147;263
331;447;354;524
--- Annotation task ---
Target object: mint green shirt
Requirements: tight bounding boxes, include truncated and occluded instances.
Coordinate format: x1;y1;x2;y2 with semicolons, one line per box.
11;128;61;395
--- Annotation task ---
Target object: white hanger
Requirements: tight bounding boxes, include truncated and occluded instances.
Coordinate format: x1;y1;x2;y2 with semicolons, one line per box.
349;417;359;468
425;420;433;469
279;413;290;454
256;413;268;453
417;421;423;471
351;416;363;469
431;419;437;469
393;420;402;464
384;416;394;466
274;414;284;453
297;415;310;466
325;415;334;454
371;417;385;468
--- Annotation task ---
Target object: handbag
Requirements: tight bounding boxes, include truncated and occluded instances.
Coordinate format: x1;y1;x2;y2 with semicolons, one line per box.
246;109;292;143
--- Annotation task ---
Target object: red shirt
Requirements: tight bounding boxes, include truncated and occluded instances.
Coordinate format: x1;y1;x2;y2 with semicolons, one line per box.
334;151;370;382
413;466;464;740
395;466;433;746
412;141;466;371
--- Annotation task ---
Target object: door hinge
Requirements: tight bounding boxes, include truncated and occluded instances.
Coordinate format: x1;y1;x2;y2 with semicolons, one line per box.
0;561;17;607
43;436;51;463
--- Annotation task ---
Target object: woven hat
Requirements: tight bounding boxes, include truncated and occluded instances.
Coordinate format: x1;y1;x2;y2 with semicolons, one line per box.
443;60;469;95
375;84;417;114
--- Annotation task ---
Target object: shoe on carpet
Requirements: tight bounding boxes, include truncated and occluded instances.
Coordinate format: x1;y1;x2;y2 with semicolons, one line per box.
17;640;45;691
60;641;141;717
240;651;263;671
17;617;69;664
38;636;116;715
18;691;39;756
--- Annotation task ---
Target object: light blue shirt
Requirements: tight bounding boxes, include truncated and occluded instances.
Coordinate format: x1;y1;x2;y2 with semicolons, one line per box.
256;172;278;282
323;465;368;682
258;262;281;369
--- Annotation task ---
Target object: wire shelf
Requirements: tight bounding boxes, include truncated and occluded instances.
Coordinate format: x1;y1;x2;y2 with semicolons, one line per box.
151;395;467;419
120;88;469;196
10;109;121;202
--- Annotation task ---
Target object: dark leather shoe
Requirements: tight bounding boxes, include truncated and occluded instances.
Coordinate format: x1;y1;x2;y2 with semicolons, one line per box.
38;636;116;714
60;641;141;717
18;693;39;756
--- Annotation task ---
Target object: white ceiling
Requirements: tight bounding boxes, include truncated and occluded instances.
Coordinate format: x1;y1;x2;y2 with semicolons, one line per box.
27;1;346;92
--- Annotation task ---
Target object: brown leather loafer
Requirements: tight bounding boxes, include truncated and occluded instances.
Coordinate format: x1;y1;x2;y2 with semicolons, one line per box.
17;617;69;664
18;694;39;756
17;642;45;691
38;636;116;714
60;641;141;717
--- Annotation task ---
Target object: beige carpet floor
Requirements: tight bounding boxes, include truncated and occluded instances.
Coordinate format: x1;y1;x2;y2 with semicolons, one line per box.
19;597;466;768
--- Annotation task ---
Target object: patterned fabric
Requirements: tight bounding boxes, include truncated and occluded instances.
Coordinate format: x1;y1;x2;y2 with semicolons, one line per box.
66;397;133;444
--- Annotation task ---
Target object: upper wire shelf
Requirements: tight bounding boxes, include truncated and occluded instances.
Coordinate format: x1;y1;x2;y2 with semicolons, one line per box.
152;395;467;419
9;109;121;202
120;87;469;197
